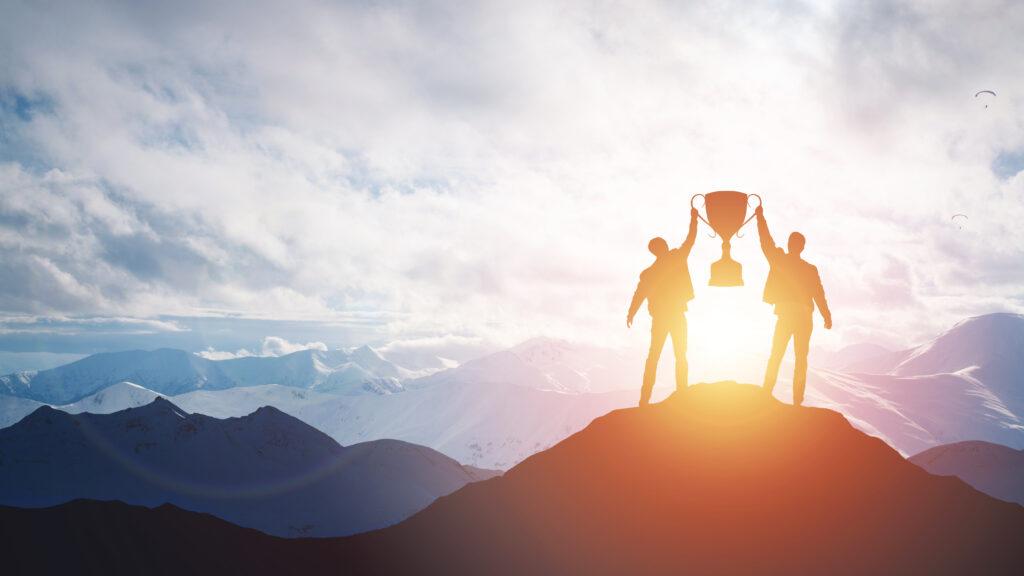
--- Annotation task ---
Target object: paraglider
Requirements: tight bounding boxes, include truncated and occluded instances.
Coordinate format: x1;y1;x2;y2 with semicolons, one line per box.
975;90;996;108
951;214;968;230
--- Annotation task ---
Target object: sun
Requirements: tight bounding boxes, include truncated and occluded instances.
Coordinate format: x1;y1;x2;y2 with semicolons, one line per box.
685;286;775;385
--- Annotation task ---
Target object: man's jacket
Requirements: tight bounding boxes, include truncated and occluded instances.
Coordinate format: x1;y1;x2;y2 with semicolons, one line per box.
633;248;695;317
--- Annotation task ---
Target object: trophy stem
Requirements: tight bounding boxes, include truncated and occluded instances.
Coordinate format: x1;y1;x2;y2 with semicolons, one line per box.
709;239;743;287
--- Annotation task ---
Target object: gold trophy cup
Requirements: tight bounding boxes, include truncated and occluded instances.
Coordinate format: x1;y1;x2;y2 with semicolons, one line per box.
691;191;762;287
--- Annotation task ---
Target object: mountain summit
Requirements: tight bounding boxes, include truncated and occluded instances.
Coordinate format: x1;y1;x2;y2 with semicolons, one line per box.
893;313;1024;381
340;382;1024;575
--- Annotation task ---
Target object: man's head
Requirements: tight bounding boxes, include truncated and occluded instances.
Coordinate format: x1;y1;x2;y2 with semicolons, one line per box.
648;237;669;257
788;232;806;255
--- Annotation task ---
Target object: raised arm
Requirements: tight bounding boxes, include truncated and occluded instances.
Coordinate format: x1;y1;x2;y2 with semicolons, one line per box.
626;278;647;328
680;208;699;254
755;206;777;260
812;268;832;329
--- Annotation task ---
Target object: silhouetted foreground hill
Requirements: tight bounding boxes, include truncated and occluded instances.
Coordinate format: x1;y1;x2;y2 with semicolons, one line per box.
2;383;1023;575
343;382;1024;575
0;500;334;575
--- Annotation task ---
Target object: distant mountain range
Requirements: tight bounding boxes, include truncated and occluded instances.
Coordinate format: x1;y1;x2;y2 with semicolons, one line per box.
0;338;653;469
0;398;496;537
2;314;1023;467
169;381;654;469
910;440;1024;506
805;313;1024;455
0;346;407;405
0;337;644;406
3;383;1022;575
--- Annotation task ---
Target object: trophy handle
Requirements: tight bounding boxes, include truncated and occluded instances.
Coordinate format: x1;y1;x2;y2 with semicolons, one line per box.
735;194;762;238
690;194;717;238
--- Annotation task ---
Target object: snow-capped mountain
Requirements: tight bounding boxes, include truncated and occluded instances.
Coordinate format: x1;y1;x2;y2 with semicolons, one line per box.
806;370;1023;455
0;398;493;537
800;313;1024;455
215;346;405;395
0;348;226;404
0;346;405;404
0;382;163;429
59;381;165;413
893;313;1024;383
169;381;660;469
313;379;649;468
0;339;655;467
0;394;45;430
4;314;1021;468
0;376;660;469
409;337;642;394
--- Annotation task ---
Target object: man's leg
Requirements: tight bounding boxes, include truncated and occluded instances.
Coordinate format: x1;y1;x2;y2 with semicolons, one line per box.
641;315;669;406
669;314;688;392
791;313;814;406
763;315;793;397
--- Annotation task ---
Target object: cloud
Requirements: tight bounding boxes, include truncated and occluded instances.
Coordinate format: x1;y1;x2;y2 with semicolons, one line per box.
195;336;327;359
194;346;255;361
259;336;328;357
0;0;1022;356
0;315;187;335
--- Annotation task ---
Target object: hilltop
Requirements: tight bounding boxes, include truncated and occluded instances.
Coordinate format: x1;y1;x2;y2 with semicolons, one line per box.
341;382;1024;575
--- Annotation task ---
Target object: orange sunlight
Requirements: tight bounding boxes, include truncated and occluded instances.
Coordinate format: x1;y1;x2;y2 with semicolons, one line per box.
685;286;774;385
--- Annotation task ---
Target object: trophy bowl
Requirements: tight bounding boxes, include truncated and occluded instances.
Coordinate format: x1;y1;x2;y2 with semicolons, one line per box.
691;191;762;287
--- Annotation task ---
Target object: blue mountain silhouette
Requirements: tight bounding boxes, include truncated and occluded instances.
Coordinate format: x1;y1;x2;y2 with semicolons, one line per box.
0;397;495;537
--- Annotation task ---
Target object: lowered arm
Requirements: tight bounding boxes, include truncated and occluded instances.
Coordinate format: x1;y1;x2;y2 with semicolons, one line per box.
627;278;647;328
812;268;833;329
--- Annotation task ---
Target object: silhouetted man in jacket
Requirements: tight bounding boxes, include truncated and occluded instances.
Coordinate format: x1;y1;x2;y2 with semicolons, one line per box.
755;206;832;406
627;208;699;407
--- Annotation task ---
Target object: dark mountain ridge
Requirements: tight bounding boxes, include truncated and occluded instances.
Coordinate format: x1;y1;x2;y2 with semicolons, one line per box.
0;397;489;537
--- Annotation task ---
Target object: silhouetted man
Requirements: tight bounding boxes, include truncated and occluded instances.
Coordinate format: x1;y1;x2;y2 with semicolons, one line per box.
755;206;832;406
627;208;698;407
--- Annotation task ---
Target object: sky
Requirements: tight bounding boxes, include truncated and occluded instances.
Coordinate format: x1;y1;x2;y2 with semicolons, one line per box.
1;0;1023;375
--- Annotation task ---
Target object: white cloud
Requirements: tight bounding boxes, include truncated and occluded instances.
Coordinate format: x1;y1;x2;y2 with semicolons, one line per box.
0;0;1022;360
195;336;327;359
260;336;328;357
0;315;187;335
194;346;255;361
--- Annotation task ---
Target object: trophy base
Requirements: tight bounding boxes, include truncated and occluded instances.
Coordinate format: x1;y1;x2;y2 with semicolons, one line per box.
709;257;743;287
